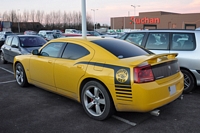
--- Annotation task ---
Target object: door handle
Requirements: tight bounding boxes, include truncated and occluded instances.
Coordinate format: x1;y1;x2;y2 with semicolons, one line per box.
77;65;84;69
48;60;53;63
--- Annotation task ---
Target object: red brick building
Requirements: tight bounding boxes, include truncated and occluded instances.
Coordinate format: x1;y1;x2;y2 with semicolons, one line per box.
110;11;200;30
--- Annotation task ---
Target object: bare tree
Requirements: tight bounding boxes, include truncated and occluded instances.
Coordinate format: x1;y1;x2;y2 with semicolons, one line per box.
36;10;44;24
23;10;29;22
1;9;102;31
30;10;35;22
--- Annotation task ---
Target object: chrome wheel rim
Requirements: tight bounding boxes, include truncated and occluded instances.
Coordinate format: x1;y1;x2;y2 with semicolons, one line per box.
83;85;106;116
16;65;24;85
183;73;191;90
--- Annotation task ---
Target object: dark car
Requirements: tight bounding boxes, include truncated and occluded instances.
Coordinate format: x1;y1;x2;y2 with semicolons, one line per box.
0;35;47;63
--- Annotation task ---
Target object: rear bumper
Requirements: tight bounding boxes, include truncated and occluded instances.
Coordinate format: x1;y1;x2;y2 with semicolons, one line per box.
115;72;184;112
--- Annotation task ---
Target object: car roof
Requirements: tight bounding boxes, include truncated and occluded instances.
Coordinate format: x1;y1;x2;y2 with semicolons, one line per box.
128;29;200;33
54;36;115;42
8;35;41;37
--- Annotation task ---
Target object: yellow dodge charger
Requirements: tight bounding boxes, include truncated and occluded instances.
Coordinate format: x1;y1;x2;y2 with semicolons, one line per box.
13;37;184;120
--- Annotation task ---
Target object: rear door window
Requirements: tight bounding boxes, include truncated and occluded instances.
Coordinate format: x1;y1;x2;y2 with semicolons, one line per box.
145;33;169;50
171;33;195;50
62;43;90;60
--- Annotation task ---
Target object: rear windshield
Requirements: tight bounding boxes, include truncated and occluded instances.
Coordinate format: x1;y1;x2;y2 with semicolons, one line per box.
91;39;153;59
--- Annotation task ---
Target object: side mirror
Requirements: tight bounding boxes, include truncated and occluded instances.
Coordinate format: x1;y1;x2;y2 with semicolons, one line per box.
32;49;39;55
11;45;18;48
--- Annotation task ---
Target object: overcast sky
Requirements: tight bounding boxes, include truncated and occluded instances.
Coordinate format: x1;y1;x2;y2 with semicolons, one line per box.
0;0;200;25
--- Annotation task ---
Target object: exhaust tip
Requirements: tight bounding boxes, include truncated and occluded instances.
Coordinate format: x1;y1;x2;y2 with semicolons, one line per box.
150;109;160;116
179;95;184;100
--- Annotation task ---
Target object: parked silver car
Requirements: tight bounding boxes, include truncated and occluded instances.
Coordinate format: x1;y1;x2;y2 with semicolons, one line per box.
0;35;47;63
119;29;200;93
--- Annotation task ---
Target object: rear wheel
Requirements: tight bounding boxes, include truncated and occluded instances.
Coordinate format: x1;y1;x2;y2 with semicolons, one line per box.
15;63;29;87
0;52;7;64
181;69;195;93
81;81;114;120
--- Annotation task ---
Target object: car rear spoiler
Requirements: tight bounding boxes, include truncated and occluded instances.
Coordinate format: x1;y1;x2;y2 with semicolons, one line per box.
130;53;178;66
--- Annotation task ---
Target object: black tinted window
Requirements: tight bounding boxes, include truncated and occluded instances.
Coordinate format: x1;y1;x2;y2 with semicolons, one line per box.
92;39;152;59
62;43;89;60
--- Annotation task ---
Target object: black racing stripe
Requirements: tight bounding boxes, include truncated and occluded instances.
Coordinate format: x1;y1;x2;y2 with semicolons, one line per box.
115;85;131;88
116;92;132;95
75;61;131;86
116;95;132;98
115;89;132;92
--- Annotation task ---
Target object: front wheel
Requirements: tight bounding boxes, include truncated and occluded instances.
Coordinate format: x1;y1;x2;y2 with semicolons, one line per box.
15;63;29;87
81;81;114;120
181;69;195;93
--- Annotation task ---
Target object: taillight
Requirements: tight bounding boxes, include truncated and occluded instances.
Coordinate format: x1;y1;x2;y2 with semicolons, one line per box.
134;64;154;83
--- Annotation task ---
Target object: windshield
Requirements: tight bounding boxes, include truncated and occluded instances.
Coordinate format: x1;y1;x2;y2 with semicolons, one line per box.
19;36;47;47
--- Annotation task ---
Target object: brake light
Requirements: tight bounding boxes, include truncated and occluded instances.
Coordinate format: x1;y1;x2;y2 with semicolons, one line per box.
134;64;154;83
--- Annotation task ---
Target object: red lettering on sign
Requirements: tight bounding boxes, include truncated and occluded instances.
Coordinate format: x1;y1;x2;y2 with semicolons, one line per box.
130;17;160;24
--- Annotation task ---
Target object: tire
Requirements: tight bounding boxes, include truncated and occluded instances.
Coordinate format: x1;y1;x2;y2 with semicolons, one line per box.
81;81;114;120
0;52;7;64
15;63;29;87
181;69;195;93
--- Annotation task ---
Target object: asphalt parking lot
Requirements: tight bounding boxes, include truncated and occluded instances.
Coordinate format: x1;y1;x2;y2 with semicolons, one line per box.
0;63;200;133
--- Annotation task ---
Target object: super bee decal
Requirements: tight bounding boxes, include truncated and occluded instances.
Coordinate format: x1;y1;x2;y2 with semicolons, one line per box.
116;69;129;83
75;62;131;86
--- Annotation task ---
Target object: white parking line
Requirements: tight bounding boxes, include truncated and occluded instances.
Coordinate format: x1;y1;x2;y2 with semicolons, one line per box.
0;80;16;84
0;66;136;126
112;115;137;126
0;67;14;74
0;67;15;84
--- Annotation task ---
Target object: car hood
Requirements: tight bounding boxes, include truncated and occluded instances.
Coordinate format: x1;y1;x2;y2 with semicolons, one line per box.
23;46;41;53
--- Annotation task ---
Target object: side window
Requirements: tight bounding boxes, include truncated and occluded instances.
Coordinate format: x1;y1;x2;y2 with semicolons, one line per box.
40;42;65;58
145;33;169;50
5;36;13;45
62;43;90;60
11;37;19;47
171;33;195;50
124;33;145;46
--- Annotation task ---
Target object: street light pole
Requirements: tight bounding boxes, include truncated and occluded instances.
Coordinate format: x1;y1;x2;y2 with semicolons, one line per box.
17;9;20;33
81;0;87;38
91;9;98;31
131;5;140;30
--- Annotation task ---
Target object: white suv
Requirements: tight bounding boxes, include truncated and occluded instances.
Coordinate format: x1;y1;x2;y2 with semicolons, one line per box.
38;30;54;41
120;29;200;93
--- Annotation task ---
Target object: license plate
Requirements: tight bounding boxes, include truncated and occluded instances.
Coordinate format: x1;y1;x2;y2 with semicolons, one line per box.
169;85;176;95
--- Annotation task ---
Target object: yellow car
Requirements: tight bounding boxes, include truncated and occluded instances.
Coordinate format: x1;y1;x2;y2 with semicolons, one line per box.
13;37;184;120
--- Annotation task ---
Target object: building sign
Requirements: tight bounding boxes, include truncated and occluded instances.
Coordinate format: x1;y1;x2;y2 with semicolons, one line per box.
130;16;160;24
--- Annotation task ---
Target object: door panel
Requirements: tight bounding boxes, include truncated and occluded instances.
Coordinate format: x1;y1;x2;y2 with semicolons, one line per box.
54;43;94;94
29;56;56;88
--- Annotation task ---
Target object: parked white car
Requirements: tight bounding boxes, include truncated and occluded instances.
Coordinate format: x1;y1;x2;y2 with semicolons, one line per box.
38;30;54;41
120;29;200;93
